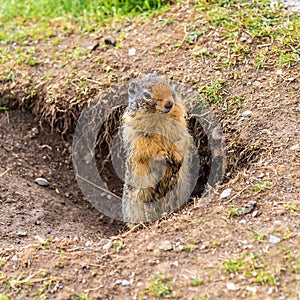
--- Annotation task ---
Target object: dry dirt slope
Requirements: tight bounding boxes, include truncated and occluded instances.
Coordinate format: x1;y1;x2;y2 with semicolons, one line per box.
0;1;300;299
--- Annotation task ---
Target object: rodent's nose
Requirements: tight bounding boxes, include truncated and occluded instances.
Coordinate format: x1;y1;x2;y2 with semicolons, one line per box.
164;101;174;112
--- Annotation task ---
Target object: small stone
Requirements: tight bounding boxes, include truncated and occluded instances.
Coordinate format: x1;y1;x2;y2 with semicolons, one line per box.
136;282;143;287
246;81;252;86
82;263;89;269
99;238;110;244
297;104;300;112
269;235;281;244
287;77;295;82
290;144;299;150
242;201;257;215
239;219;247;225
275;69;283;75
220;188;232;199
11;255;18;262
17;231;27;237
88;42;99;51
226;282;238;291
257;173;264;179
116;279;132;286
252;210;260;217
102;241;112;250
128;48;136;56
242;110;252;117
200;244;207;250
246;286;257;293
85;241;92;247
158;240;173;251
104;37;116;46
35;177;49;187
35;235;46;244
171;261;179;267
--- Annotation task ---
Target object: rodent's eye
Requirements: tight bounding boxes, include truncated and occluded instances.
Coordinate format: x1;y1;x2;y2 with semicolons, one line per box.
143;91;152;99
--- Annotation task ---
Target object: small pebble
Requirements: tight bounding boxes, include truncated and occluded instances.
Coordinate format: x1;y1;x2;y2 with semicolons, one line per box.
102;241;112;250
246;81;252;86
128;48;136;56
17;231;27;237
239;219;247;225
85;241;92;247
158;240;173;251
290;144;299;150
240;37;247;42
269;235;281;244
35;177;49;187
82;263;89;269
242;110;252;117
220;188;232;199
226;282;239;291
287;77;295;82
171;261;179;267
275;69;283;75
297;104;300;112
115;279;132;286
88;42;99;51
11;255;18;262
246;286;257;294
242;201;257;215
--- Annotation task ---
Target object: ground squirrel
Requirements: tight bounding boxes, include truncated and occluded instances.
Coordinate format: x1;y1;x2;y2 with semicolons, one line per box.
121;72;194;224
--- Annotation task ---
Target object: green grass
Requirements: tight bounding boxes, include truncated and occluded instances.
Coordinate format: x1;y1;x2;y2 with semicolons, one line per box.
0;0;165;20
223;252;277;286
199;80;228;103
0;0;167;44
146;274;172;298
194;0;300;69
250;180;270;193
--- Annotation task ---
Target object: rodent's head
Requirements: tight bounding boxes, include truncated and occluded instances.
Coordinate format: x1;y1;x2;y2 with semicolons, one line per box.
127;72;176;114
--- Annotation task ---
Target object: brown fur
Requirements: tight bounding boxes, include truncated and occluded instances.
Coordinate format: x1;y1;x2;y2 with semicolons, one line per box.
121;73;193;224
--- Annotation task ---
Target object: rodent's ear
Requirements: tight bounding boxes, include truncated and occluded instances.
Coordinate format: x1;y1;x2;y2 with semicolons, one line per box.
128;82;141;98
169;84;176;100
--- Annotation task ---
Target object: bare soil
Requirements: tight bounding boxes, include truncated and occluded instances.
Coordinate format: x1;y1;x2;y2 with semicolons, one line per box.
0;3;299;299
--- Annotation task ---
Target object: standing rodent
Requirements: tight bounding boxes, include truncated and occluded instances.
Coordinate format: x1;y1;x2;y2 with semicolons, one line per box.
121;72;194;224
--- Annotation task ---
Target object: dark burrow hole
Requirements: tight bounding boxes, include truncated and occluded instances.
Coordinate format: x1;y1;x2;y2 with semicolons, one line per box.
95;104;261;203
96;105;220;201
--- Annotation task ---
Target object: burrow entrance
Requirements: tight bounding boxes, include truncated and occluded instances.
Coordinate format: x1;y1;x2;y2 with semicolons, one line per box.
94;103;259;204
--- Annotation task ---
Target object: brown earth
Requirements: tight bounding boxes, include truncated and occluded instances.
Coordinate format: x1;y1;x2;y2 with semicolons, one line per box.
0;2;300;300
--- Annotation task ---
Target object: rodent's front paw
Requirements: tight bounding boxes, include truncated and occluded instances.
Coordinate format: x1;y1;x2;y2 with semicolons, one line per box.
156;151;168;160
172;151;183;165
